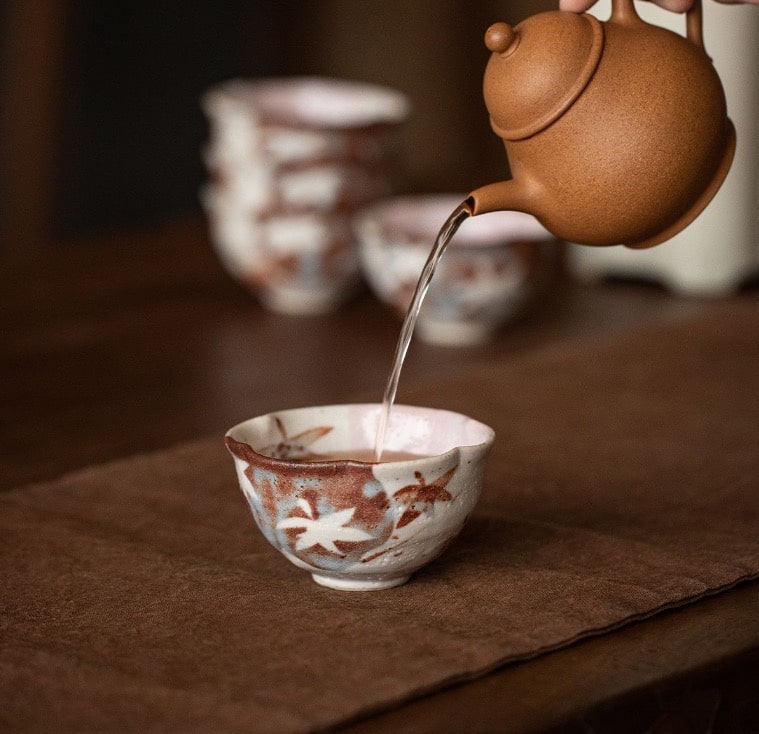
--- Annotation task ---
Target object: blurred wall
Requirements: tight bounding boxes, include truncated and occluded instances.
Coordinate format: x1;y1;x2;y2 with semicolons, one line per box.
1;0;553;243
275;1;552;195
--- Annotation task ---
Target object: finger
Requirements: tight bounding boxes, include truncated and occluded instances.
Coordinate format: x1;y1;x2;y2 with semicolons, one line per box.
560;0;759;12
559;0;596;10
559;0;694;11
650;0;694;11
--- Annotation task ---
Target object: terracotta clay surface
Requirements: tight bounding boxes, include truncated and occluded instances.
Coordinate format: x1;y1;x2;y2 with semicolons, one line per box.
467;0;735;248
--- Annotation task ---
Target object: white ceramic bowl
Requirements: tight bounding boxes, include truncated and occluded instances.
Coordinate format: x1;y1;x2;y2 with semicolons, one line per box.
356;195;556;345
201;185;361;314
225;404;494;591
201;77;409;315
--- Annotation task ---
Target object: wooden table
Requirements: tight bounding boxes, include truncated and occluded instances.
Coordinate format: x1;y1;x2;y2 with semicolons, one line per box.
3;216;758;732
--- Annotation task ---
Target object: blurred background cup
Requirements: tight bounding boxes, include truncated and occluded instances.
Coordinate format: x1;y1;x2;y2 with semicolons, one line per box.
355;194;558;347
566;1;759;296
201;77;409;315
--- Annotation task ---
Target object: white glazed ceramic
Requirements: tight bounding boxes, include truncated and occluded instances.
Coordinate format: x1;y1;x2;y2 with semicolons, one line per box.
201;185;359;314
201;77;409;315
225;404;494;590
356;195;555;345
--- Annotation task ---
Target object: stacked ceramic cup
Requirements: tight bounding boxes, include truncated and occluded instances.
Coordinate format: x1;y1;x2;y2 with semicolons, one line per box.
201;77;409;314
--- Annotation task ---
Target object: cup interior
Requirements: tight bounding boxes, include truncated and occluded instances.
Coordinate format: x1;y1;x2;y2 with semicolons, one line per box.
212;77;409;129
226;403;494;462
359;195;552;249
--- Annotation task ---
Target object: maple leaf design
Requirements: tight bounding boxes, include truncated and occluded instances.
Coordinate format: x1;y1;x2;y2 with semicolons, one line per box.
264;416;333;459
393;466;457;529
277;499;373;556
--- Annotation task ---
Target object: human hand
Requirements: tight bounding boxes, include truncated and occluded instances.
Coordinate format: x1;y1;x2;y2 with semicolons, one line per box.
560;0;759;11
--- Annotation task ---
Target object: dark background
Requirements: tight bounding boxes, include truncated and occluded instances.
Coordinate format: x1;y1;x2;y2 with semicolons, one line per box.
0;0;552;244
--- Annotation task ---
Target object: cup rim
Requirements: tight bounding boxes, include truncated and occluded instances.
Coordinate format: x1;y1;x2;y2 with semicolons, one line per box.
225;402;495;466
204;76;410;130
355;194;554;249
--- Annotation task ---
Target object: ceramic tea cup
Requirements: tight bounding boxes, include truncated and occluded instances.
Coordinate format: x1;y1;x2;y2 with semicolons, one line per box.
355;195;556;345
201;77;409;315
225;403;494;590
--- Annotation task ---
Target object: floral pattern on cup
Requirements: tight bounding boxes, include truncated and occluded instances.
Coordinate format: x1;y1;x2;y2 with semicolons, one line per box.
226;433;458;568
225;404;494;590
356;195;557;345
201;78;409;315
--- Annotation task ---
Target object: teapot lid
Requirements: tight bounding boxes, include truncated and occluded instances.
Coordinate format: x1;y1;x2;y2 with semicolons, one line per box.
484;12;604;141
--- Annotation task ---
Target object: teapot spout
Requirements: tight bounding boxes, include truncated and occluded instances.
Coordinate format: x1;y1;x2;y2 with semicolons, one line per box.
465;178;534;217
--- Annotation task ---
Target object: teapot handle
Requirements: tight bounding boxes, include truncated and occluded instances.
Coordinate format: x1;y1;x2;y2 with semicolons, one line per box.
685;0;705;51
611;0;705;51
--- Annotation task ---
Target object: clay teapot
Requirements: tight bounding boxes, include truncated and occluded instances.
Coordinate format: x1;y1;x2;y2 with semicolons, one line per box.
466;0;735;248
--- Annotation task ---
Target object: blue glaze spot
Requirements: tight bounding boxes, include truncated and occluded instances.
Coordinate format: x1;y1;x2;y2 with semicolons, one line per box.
362;479;384;498
316;495;336;517
252;467;279;491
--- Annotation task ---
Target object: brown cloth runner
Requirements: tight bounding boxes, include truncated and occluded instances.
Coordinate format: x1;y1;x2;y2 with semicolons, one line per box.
2;296;759;733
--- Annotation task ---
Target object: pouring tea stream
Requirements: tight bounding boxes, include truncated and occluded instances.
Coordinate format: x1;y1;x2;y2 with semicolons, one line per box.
374;0;735;460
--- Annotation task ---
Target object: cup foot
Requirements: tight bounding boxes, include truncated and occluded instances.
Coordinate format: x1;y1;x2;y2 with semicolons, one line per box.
259;285;352;316
418;319;495;347
311;573;410;591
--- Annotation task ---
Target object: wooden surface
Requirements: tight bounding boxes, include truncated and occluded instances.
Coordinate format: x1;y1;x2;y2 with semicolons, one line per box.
2;216;758;732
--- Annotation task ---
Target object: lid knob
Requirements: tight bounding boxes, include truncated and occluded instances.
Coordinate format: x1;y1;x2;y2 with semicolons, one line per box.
485;23;518;55
484;12;604;141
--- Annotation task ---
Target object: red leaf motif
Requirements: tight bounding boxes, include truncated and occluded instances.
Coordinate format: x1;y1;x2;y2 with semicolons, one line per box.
393;465;457;529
